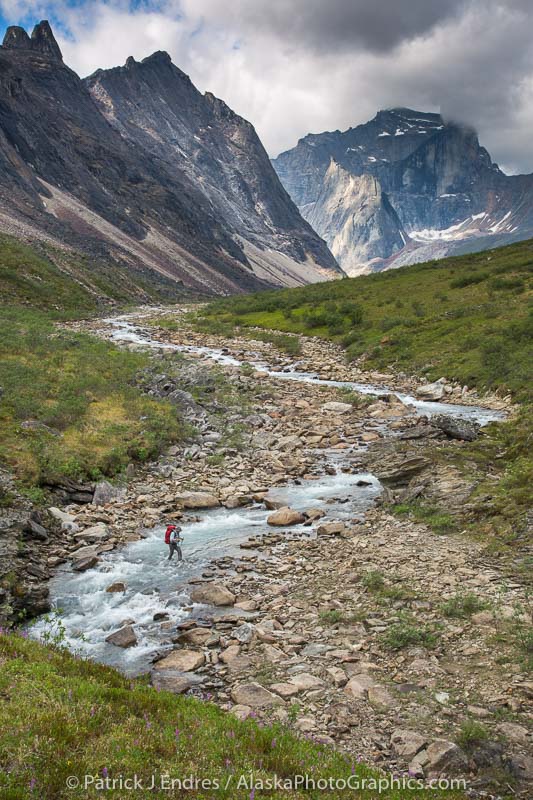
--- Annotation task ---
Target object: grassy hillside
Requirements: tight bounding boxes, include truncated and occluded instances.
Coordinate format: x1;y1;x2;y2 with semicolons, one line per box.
0;632;466;800
200;239;533;400
0;234;193;314
0;237;189;491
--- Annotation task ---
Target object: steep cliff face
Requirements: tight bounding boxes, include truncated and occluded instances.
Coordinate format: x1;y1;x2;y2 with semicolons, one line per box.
0;21;340;295
273;108;533;274
307;163;407;272
84;55;337;282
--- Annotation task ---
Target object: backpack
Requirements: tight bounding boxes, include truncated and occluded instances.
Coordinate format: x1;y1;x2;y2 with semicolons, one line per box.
164;525;176;545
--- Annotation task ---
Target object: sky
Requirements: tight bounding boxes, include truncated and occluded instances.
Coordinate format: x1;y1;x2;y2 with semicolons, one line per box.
1;1;532;174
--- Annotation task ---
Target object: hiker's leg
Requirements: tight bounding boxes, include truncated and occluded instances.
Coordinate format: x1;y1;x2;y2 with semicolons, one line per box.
177;545;182;561
168;544;174;560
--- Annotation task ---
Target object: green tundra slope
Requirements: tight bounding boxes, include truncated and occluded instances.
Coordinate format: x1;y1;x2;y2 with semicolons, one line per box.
200;239;532;400
0;236;192;492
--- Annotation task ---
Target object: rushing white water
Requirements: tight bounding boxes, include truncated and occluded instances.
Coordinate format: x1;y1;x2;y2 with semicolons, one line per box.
31;469;381;675
29;313;504;674
105;315;505;425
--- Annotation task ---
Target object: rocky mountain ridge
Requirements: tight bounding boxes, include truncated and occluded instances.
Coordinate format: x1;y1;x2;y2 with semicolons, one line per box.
273;108;533;274
0;21;340;295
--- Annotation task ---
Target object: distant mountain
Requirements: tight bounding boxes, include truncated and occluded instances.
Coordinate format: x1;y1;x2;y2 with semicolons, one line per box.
273;108;533;275
0;21;340;296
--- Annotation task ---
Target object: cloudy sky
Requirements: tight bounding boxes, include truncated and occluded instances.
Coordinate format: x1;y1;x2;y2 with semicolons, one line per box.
1;0;532;173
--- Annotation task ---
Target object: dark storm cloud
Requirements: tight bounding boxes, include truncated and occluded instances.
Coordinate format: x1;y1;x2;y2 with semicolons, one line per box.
236;0;468;53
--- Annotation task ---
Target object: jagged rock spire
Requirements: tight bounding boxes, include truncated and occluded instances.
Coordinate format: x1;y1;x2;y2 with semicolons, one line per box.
2;26;31;50
30;20;63;61
2;20;63;61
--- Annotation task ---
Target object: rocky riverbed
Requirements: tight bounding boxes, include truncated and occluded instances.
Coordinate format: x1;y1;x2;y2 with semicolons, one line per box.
24;308;532;795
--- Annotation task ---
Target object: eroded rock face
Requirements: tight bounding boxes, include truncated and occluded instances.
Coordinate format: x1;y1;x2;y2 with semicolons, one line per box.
273;107;533;275
0;21;340;296
0;468;55;626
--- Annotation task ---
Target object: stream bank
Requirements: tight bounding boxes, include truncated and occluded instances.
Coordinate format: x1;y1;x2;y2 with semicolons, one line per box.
28;308;531;794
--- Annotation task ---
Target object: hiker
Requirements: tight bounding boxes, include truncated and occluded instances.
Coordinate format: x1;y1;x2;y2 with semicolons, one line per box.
164;522;183;561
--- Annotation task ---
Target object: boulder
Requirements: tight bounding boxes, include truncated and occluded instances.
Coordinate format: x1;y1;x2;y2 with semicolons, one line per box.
288;673;325;692
344;673;375;700
153;649;205;672
230;682;284;708
178;627;215;647
106;581;126;593
426;739;468;775
49;507;78;532
75;524;109;543
416;382;445;401
378;457;430;487
175;491;219;509
270;682;300;699
232;622;254;643
105;625;137;648
431;414;480;441
316;521;348;537
321;401;353;414
391;729;428;759
73;555;99;572
150;673;191;694
92;480;125;506
190;583;235;607
267;507;306;526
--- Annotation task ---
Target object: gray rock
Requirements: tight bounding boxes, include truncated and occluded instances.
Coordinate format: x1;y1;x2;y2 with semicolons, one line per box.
92;480;125;506
416;382;445;401
105;625;137;648
232;622;254;643
431;414;480;441
230;682;284;708
150;672;191;694
72;555;99;572
426;739;468;776
391;729;428;759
